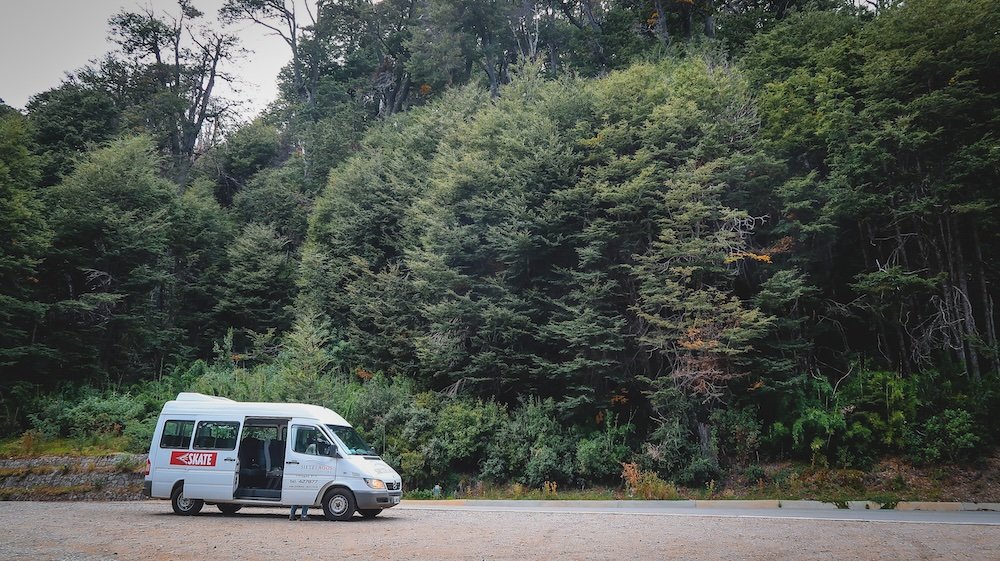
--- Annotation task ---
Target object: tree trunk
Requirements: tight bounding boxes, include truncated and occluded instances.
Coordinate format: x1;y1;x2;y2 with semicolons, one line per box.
483;58;500;99
704;0;716;38
391;73;411;115
653;0;671;47
942;216;979;380
972;227;997;374
951;217;981;380
697;420;716;463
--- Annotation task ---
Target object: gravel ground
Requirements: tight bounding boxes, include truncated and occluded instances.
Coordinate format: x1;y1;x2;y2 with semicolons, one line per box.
2;501;999;561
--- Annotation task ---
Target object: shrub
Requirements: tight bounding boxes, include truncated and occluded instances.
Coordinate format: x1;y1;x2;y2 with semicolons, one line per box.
711;407;762;468
62;393;145;437
430;400;505;472
123;416;158;453
908;408;981;464
639;418;697;479
404;488;435;499
399;451;429;486
525;441;575;488
621;463;680;499
679;456;722;487
481;398;575;486
575;416;634;484
744;464;766;484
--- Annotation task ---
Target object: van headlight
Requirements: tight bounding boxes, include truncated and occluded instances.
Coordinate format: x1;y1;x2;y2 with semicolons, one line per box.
364;478;386;489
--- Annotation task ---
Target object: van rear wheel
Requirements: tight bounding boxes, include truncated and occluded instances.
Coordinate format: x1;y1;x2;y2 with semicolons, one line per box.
171;486;204;516
322;488;356;521
358;509;381;518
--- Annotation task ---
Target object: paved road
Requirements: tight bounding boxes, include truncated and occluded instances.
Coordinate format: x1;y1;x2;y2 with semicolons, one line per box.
2;501;998;561
401;500;1000;526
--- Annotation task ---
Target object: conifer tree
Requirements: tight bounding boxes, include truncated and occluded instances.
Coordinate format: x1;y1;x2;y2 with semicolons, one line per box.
0;113;52;381
216;223;297;342
40;136;179;383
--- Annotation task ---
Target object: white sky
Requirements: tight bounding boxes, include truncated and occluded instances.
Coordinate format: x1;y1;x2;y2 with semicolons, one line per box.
0;0;290;119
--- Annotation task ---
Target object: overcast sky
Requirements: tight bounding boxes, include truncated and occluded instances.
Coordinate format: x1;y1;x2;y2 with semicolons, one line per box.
0;0;290;119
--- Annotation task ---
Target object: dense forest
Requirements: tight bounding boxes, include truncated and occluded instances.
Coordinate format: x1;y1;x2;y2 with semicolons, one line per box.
1;0;998;492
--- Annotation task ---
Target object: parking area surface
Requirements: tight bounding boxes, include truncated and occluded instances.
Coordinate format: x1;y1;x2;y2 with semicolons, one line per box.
2;501;999;560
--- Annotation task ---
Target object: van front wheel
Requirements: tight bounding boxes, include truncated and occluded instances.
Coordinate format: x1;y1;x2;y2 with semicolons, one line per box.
171;486;204;516
322;488;356;521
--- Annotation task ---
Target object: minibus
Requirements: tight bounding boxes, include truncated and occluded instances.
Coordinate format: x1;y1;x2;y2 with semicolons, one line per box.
144;393;402;520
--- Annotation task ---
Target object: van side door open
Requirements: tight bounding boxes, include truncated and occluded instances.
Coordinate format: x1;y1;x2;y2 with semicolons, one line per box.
182;417;243;501
283;421;338;506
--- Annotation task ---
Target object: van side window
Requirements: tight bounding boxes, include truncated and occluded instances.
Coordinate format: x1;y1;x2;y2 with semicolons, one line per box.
293;425;331;455
193;421;240;450
160;420;194;449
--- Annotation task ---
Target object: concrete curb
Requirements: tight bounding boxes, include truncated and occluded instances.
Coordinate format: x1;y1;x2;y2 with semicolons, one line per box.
405;499;1000;512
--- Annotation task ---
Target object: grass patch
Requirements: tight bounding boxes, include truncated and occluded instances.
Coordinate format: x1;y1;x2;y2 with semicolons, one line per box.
0;466;62;478
114;454;146;473
0;435;131;458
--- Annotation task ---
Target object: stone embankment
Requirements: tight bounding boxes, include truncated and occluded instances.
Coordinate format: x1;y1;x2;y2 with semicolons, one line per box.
0;455;146;501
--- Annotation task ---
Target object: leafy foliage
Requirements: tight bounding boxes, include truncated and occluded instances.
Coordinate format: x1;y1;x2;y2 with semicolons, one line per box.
2;0;998;491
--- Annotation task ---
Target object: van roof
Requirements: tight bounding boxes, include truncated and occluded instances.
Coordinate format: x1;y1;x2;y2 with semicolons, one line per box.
161;393;351;426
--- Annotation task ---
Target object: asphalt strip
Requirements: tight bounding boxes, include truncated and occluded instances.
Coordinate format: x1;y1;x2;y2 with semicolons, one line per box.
398;504;1000;526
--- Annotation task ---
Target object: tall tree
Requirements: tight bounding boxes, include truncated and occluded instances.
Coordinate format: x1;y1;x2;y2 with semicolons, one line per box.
105;0;240;184
215;223;297;341
0;112;52;383
39;136;180;384
25;83;121;186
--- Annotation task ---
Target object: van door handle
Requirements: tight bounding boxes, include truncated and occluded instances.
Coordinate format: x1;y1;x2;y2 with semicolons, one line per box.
223;457;237;462
286;460;299;465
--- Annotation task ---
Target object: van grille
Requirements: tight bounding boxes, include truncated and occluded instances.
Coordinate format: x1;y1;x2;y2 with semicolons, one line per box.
386;481;401;491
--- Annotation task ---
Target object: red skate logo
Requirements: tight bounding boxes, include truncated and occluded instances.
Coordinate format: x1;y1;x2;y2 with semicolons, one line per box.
170;451;217;466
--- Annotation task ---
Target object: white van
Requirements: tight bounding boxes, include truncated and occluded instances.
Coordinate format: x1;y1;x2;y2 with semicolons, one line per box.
143;393;402;520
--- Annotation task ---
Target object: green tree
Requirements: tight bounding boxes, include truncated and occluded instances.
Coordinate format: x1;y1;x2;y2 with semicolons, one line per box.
215;222;297;342
100;1;240;182
232;166;310;245
197;121;281;205
26;82;121;185
0;113;52;382
170;179;235;358
40;136;179;383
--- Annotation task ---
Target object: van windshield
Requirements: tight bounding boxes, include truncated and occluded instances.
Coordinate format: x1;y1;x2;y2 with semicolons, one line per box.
326;425;376;456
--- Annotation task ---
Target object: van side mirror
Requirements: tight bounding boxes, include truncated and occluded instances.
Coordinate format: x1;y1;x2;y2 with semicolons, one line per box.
321;443;340;458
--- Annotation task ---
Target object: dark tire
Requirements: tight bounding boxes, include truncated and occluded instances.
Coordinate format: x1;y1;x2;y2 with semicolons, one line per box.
358;509;381;518
217;504;242;515
170;485;204;516
321;488;356;521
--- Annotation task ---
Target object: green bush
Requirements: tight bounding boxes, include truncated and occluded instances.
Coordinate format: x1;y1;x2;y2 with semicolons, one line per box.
907;408;981;464
639;418;697;479
62;393;144;437
575;417;634;484
404;488;435;499
525;441;575;488
427;400;505;473
481;398;575;486
123;416;158;453
711;407;762;468
744;464;766;483
679;456;722;487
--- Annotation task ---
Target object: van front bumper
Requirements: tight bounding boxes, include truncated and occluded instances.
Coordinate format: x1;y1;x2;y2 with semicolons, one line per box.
355;489;403;509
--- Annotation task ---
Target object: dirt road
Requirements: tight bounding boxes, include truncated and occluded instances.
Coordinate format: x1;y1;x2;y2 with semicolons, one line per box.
2;501;998;561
